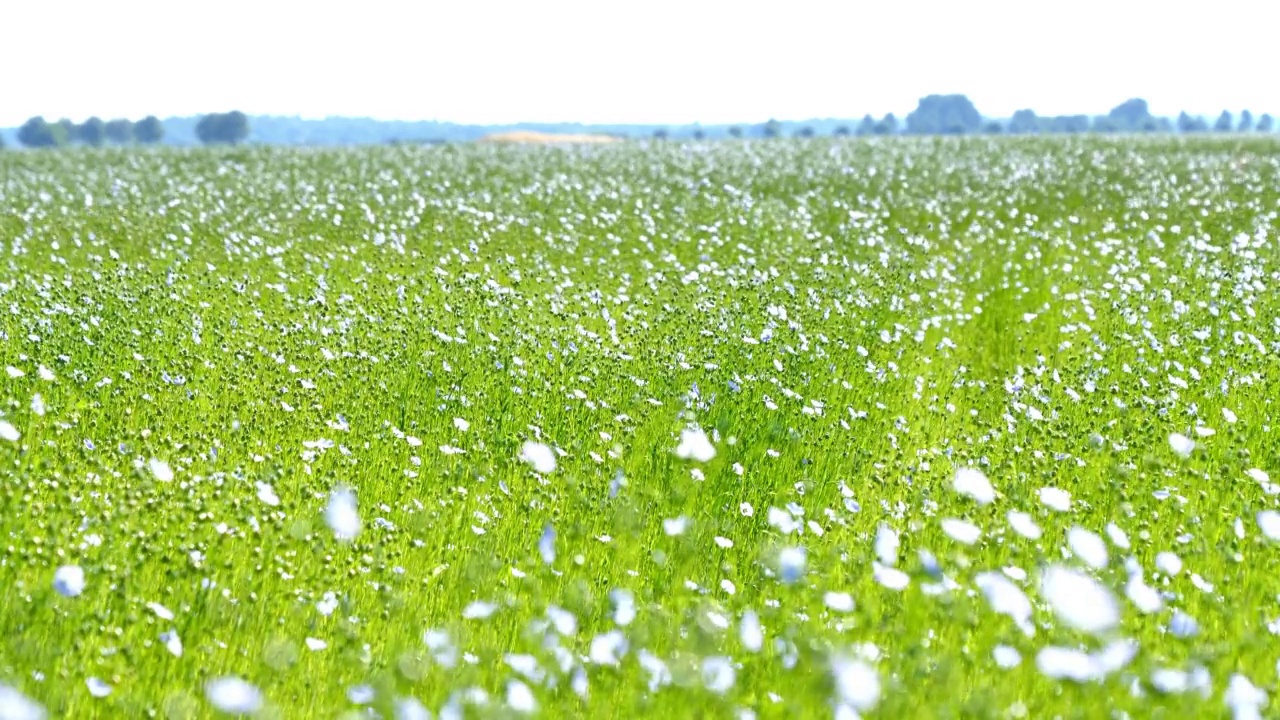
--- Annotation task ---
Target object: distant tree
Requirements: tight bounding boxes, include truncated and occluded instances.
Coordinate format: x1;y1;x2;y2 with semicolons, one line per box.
833;125;851;137
905;94;981;135
1258;114;1275;132
691;128;705;140
855;115;876;136
77;117;106;146
761;119;782;139
1048;115;1090;134
1238;110;1254;132
1177;112;1209;133
196;111;250;145
873;114;897;135
1091;116;1119;133
105;119;135;144
17;116;62;148
55;119;75;144
1007;109;1039;134
1139;117;1163;133
135;115;165;144
795;126;815;138
1107;98;1152;131
0;133;5;150
727;126;743;138
1213;110;1234;132
652;128;669;140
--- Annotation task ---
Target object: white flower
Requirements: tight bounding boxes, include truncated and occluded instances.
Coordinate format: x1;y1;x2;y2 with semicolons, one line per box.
1155;551;1183;576
1040;566;1119;635
0;421;18;443
874;525;899;566
1035;646;1098;682
1258;511;1280;541
506;680;536;713
941;518;981;545
1223;408;1238;424
674;427;716;462
85;678;112;698
0;684;45;720
1225;674;1267;719
149;458;174;482
702;656;736;694
832;657;880;711
663;516;689;536
316;592;339;616
538;524;556;565
148;602;175;621
953;467;995;505
462;601;498;620
256;482;280;507
53;565;85;598
778;546;806;583
874;564;910;591
740;610;763;652
1007;511;1042;540
161;629;183;657
206;677;263;715
589;631;628;666
326;486;361;540
1126;575;1162;614
348;685;375;705
610;588;637;626
1168;433;1195;459
975;572;1035;636
519;441;556;474
1038;487;1071;512
1067;527;1108;569
453;417;470;432
824;592;855;612
305;637;327;651
993;645;1022;669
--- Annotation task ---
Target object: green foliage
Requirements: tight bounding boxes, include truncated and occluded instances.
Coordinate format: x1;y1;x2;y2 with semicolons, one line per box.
1238;110;1254;132
0;138;1278;718
761;119;782;139
3;138;1280;717
1214;111;1234;132
1258;114;1275;133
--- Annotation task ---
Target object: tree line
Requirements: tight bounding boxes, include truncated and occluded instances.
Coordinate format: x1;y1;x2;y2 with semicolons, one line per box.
4;97;1276;149
673;97;1274;139
6;112;249;148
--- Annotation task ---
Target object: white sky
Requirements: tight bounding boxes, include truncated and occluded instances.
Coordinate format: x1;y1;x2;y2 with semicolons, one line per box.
3;0;1275;127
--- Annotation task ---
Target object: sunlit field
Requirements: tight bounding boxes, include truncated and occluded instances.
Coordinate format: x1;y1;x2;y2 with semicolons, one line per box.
1;136;1278;718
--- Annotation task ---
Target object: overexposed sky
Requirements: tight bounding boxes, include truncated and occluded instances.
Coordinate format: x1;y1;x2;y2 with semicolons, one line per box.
2;0;1275;127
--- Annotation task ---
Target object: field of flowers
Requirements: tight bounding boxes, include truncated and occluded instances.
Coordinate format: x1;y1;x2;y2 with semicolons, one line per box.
1;137;1278;718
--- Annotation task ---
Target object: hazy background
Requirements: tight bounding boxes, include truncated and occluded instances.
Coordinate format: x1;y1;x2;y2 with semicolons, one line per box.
3;0;1277;144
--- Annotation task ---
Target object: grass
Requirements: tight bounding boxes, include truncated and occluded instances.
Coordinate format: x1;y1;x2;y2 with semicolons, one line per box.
0;135;1278;718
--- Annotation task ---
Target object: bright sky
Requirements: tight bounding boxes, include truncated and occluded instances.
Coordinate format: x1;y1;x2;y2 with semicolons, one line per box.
3;0;1275;127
